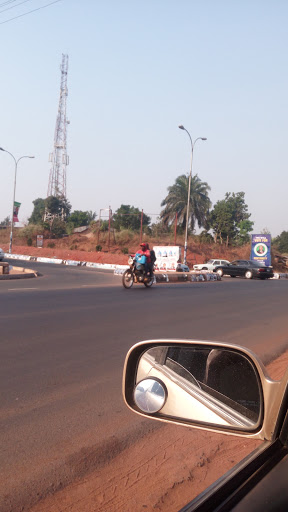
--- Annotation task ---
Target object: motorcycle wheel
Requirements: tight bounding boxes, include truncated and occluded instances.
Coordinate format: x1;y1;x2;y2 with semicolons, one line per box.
122;269;134;289
144;276;154;288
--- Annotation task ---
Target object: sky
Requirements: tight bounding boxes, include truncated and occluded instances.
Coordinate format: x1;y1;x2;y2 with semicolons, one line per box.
0;0;287;237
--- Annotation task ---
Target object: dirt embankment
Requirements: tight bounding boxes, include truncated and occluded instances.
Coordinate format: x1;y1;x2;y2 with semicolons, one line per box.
0;228;268;268
27;351;288;512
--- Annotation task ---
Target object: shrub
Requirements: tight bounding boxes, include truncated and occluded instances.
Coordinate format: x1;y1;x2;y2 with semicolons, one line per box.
115;229;134;245
121;247;129;254
90;220;98;233
96;244;102;252
66;223;74;235
50;219;67;238
19;224;43;240
100;221;109;232
198;230;214;244
27;238;33;246
47;242;55;249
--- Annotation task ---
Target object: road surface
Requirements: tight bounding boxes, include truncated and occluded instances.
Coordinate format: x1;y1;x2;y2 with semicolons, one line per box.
1;260;288;511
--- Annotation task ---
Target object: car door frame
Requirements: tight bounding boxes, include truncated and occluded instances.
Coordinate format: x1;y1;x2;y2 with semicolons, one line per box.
179;438;288;511
179;381;288;511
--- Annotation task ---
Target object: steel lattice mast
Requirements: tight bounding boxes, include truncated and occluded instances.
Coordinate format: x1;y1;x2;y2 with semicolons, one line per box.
47;54;69;202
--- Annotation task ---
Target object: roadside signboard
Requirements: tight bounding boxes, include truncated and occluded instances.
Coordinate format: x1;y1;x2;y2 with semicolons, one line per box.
153;246;181;271
36;235;44;248
250;234;271;266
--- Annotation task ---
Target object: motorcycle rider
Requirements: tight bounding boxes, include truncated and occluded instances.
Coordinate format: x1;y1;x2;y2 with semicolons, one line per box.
136;242;152;276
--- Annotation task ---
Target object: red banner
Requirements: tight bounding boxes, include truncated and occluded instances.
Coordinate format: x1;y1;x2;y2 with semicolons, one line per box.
13;201;21;222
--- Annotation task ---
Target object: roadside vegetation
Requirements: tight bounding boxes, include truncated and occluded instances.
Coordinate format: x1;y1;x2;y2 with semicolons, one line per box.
0;173;287;269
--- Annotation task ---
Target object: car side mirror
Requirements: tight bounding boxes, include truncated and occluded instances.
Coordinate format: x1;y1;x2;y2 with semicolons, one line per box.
123;340;284;440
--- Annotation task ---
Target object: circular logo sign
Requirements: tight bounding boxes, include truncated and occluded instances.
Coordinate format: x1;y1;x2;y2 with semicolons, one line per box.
254;243;268;256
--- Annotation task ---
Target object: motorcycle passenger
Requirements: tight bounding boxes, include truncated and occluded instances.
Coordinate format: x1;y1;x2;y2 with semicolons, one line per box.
145;243;156;276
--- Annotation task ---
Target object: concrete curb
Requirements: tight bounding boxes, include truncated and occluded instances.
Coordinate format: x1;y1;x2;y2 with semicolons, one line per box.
115;267;221;283
3;253;288;281
5;253;126;271
2;253;219;283
2;253;126;279
0;265;39;280
271;273;288;279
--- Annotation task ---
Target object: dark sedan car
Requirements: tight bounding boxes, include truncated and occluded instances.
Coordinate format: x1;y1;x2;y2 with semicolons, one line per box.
213;259;274;279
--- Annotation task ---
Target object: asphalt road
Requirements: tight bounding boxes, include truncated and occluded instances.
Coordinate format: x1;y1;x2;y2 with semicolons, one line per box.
1;260;288;511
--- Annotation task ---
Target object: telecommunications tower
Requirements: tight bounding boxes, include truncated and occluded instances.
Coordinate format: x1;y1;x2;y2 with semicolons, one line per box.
45;54;69;221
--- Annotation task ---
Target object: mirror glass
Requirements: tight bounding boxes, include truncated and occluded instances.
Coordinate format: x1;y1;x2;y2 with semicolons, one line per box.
134;378;166;413
135;345;262;430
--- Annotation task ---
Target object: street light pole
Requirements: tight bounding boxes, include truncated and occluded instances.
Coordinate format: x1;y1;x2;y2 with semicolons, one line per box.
178;126;207;265
0;148;35;254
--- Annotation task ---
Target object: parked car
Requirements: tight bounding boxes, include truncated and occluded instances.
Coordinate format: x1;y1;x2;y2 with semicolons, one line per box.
123;338;288;511
213;260;274;279
193;259;230;271
176;263;190;272
0;247;4;261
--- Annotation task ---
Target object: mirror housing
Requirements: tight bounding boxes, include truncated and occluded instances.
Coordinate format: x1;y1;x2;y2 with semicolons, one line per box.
123;340;284;440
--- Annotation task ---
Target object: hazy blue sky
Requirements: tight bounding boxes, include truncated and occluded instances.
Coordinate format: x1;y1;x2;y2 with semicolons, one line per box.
0;0;287;237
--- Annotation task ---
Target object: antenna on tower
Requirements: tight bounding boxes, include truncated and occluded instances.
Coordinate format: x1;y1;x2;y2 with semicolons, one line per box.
45;54;70;222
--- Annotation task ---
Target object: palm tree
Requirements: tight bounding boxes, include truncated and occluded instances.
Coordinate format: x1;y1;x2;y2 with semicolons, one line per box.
160;174;211;232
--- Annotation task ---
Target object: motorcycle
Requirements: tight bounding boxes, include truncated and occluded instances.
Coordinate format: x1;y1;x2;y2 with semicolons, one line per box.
122;255;154;289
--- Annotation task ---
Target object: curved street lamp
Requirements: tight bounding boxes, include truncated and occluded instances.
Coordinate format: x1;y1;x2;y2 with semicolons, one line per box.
0;147;35;254
178;126;207;265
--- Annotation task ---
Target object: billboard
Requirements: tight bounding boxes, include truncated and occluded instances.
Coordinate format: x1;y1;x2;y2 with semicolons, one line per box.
250;234;271;266
37;235;44;248
153;246;181;271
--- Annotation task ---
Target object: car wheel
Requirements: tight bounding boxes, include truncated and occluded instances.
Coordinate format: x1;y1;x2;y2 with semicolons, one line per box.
245;270;253;279
216;268;223;277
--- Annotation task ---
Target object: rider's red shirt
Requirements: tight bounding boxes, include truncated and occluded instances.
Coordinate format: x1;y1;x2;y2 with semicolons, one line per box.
136;249;151;264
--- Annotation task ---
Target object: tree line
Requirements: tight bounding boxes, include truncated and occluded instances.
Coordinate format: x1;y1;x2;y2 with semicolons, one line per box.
1;173;287;250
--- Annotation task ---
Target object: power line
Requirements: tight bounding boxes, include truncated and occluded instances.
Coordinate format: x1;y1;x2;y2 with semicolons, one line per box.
0;0;17;8
0;0;62;24
0;0;33;15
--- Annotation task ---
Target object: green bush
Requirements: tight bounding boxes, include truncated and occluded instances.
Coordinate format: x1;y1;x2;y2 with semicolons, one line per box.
273;231;288;253
27;237;33;246
50;219;67;238
121;247;129;254
96;244;102;252
198;230;214;244
47;242;55;249
19;224;43;239
90;220;98;233
115;229;134;244
66;223;75;235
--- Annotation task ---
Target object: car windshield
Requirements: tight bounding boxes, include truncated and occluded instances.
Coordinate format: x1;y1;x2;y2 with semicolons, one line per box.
1;2;281;512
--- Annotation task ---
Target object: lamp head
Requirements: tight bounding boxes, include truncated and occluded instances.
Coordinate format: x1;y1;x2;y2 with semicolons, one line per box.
178;125;185;130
